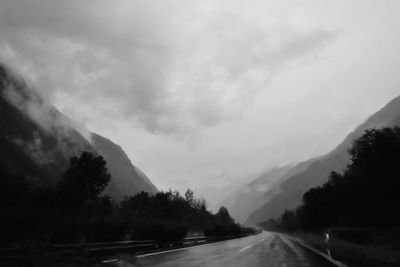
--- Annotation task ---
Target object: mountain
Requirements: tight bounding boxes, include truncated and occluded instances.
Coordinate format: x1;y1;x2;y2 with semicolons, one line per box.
0;62;157;197
220;158;318;224
91;133;157;197
246;95;400;225
0;63;96;185
219;165;292;224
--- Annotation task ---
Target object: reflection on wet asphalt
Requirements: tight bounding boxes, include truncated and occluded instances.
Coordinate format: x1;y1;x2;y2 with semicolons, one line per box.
103;232;335;267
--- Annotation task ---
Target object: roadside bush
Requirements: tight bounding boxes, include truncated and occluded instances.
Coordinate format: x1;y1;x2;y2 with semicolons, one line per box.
0;151;253;246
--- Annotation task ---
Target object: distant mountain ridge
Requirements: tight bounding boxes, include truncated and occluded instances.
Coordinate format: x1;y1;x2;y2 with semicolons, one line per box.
218;165;293;224
246;94;400;225
0;62;157;198
220;157;319;224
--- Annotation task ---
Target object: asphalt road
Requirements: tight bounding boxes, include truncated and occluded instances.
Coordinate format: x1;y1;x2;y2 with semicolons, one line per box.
102;232;335;267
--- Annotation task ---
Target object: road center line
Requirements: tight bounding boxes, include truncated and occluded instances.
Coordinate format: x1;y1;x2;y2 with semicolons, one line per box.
239;245;253;252
101;259;119;263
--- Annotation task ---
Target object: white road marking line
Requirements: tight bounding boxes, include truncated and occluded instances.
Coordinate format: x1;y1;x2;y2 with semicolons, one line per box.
136;238;240;258
260;238;265;242
101;259;119;263
239;245;253;252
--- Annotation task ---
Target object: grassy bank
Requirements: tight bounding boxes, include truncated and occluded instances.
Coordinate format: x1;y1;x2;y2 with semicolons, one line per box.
291;231;400;267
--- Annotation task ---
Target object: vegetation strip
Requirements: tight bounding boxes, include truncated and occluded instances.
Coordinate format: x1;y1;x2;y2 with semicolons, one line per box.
283;234;347;267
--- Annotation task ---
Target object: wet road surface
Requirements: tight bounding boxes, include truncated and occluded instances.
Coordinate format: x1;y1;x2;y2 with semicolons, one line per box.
103;232;335;267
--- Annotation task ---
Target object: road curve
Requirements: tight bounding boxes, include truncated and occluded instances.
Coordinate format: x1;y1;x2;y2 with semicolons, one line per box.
102;232;335;267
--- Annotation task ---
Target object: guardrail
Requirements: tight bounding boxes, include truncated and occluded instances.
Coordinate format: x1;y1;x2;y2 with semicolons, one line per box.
0;233;255;260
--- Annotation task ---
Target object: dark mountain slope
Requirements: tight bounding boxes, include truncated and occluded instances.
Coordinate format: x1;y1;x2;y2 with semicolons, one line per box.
91;133;157;197
0;63;95;185
246;95;400;225
0;63;157;197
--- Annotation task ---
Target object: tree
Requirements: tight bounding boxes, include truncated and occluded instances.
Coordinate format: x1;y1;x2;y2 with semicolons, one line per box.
185;188;195;208
216;207;234;225
58;151;111;206
272;127;400;231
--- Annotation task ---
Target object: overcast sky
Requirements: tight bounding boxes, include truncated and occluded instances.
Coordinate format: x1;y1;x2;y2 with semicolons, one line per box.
1;0;400;205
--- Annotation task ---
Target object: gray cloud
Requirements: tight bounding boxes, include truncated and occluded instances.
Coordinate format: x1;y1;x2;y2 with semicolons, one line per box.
1;63;93;161
0;0;338;136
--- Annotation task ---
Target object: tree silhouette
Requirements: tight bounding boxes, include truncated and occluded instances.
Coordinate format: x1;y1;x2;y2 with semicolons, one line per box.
1;151;254;245
267;127;400;231
58;151;110;206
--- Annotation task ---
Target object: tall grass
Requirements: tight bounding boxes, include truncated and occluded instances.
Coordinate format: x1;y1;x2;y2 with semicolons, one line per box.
293;232;400;267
